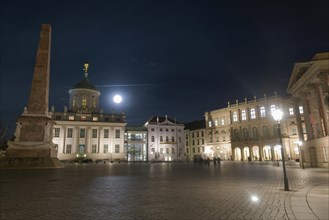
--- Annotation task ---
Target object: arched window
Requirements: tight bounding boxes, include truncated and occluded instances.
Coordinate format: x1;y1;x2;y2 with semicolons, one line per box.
252;127;258;138
243;128;248;139
262;125;268;138
234;129;239;140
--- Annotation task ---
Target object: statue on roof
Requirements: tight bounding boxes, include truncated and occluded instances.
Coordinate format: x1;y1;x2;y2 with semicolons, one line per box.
83;61;89;78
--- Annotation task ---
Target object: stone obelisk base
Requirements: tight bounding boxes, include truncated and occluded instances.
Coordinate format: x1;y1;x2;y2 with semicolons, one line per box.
1;141;64;169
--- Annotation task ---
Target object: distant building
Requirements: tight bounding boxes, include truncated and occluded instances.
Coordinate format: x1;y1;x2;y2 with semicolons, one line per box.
51;63;126;161
144;116;185;161
287;52;329;168
124;126;148;161
184;120;207;160
205;95;301;162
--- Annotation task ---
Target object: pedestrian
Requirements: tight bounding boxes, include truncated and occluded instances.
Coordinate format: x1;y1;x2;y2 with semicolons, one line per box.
213;157;217;166
218;157;221;165
206;157;210;167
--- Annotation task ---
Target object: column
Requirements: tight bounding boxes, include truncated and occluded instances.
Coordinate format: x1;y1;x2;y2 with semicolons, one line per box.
85;127;90;153
301;92;314;140
317;72;329;136
75;126;79;153
62;126;67;154
293;100;305;142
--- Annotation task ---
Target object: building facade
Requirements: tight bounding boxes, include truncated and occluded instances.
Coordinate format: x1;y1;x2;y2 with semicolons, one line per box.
124;127;148;162
144;116;185;161
51;63;126;162
205;95;302;162
287;52;329;168
184;120;208;161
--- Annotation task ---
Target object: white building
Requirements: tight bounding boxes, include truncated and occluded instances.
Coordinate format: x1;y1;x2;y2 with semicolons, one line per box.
287;52;329;168
144;116;185;161
51;63;126;162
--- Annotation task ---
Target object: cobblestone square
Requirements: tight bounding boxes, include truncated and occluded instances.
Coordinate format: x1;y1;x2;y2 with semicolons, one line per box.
1;162;328;220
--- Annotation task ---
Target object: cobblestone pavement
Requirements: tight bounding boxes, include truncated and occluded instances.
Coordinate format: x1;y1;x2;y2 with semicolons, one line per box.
1;161;328;220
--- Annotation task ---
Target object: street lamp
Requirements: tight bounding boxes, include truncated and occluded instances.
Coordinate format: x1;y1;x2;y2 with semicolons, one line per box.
272;109;289;191
297;141;305;169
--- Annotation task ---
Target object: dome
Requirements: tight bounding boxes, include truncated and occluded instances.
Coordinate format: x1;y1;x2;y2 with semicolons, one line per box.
72;78;98;91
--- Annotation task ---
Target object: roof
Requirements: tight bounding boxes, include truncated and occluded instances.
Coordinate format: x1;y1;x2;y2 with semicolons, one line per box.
72;78;98;91
145;116;182;125
184;120;206;130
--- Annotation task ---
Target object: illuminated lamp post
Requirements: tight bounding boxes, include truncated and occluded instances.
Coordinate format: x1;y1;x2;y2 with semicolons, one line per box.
272;109;289;191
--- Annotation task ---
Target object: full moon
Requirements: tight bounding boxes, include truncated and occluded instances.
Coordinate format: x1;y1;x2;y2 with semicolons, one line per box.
113;95;122;104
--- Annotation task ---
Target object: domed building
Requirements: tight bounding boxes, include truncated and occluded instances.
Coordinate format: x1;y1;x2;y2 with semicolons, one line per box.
51;62;127;162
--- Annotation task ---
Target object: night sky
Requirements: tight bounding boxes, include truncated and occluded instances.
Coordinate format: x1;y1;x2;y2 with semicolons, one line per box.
1;0;328;133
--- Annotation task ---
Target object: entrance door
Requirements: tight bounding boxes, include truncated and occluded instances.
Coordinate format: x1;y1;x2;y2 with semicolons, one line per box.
79;144;85;155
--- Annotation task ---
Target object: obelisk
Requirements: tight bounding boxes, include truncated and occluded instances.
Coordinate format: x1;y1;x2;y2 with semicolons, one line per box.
1;24;64;168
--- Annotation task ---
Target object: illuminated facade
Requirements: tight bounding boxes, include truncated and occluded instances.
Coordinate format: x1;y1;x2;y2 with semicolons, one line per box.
144;116;185;161
205;95;302;161
184;120;208;160
124;127;148;161
51;63;126;161
287;52;329;168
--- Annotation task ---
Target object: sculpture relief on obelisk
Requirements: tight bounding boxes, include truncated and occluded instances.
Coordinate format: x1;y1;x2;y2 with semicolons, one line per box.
1;24;64;168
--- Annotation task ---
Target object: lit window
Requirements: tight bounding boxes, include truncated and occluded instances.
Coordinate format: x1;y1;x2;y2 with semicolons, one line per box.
270;105;276;112
260;106;266;118
221;118;225;125
208;121;212;127
81;116;86;120
82;98;87;107
93;117;98;121
233;112;238;122
250;108;256;119
215;120;218;126
299;106;304;114
289;108;294;115
69;116;74;120
241;110;247;121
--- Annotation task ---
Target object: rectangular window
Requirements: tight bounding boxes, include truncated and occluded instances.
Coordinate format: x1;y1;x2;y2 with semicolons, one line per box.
82;98;87;107
299;106;304;114
192;140;195;145
186;148;189;154
250;108;256;119
260;106;266;118
81;116;86;120
186;141;189;146
54;128;60;137
172;148;175;154
289;108;294;115
166;148;169;154
69;116;74;120
192;148;195;153
241;110;247;121
233;112;238;122
103;144;108;153
80;128;85;138
208;121;212;127
93;117;98;121
215;120;218;126
151;148;155;154
197;147;200;153
66;144;72;153
92;144;97;153
202;147;205;152
270;105;276;112
92;129;97;138
185;134;188;139
115;144;120;153
104;129;109;138
202;139;204;145
115;129;120;138
67;128;73;138
221;119;225;125
201;131;204;137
